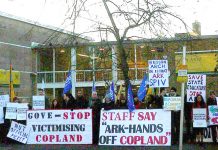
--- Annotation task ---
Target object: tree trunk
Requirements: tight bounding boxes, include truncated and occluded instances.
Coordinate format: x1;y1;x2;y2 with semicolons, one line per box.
116;40;130;97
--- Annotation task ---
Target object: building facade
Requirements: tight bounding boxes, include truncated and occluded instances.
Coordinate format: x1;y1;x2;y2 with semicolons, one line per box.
36;35;218;100
0;11;88;101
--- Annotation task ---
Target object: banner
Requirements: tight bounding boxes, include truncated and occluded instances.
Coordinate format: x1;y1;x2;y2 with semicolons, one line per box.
17;103;28;120
186;74;206;103
7;121;31;144
202;127;218;142
32;96;45;110
0;69;20;85
163;97;181;111
0;95;10;107
148;60;169;87
27;109;92;144
0;106;4;124
99;109;171;146
5;102;18;119
208;105;218;125
193;108;207;128
175;53;217;73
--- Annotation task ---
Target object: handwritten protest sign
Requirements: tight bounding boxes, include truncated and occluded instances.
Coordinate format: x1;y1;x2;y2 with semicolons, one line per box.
7;121;31;144
148;60;169;87
186;74;206;103
193;108;207;128
27;109;92;144
208;105;218;125
17;103;28;120
32;96;45;110
99;109;171;146
163;97;181;111
0;95;10;107
5;102;17;119
0;106;4;124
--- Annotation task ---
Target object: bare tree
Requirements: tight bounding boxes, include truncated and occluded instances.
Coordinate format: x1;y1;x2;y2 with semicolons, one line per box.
97;0;187;91
43;0;187;94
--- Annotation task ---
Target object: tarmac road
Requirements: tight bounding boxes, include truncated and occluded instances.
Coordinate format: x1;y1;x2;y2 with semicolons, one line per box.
0;144;217;150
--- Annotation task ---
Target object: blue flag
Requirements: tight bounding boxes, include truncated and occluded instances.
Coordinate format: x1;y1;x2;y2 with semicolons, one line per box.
92;80;96;93
63;71;72;94
109;82;115;101
127;83;135;112
137;75;148;101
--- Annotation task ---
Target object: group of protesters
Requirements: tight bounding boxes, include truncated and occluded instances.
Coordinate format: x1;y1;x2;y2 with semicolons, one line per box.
0;87;217;146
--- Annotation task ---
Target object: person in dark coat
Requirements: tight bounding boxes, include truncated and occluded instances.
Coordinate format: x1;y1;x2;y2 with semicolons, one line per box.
76;90;88;109
207;91;217;144
116;93;127;109
51;99;61;109
102;93;114;110
154;87;165;109
91;92;102;144
184;94;194;143
62;93;77;109
192;94;206;145
169;87;180;145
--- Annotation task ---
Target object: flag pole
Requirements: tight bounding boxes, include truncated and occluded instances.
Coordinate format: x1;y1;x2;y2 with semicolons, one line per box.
9;62;12;102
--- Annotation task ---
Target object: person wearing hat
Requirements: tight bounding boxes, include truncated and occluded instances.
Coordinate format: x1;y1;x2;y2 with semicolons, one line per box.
102;93;114;110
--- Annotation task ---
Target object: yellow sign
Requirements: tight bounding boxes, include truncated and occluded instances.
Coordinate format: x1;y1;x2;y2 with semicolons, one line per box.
175;53;217;73
177;65;188;83
0;69;20;85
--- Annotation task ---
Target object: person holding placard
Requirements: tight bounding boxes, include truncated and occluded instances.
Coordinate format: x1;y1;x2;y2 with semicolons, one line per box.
38;89;50;109
169;87;180;145
207;91;217;144
192;94;206;146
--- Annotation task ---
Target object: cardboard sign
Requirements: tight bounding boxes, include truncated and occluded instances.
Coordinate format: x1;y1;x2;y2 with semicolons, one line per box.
27;109;92;144
163;97;181;111
148;60;169;87
186;74;206;103
7;121;31;144
193;108;207;128
0;95;10;107
5;102;18;119
208;105;218;125
32;96;45;110
17;103;29;120
99;109;171;146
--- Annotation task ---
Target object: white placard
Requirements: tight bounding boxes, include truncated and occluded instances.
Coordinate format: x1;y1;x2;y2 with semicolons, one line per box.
148;60;169;87
17;103;28;120
0;106;4;124
193;108;207;128
208;105;218;125
163;97;181;110
32;96;45;110
7;121;31;144
99;109;171;146
0;95;10;107
5;102;18;119
27;109;92;144
186;74;206;103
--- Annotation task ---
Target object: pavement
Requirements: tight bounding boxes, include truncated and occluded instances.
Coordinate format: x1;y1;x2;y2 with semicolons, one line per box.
0;144;218;150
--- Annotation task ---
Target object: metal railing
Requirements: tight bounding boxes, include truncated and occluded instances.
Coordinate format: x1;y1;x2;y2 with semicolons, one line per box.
37;68;147;84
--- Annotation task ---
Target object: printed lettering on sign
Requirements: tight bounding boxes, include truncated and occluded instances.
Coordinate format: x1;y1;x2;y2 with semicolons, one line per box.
27;109;92;144
99;109;171;146
148;60;169;88
186;74;206;103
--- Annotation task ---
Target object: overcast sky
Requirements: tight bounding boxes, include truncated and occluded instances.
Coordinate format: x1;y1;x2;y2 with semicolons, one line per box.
0;0;218;41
